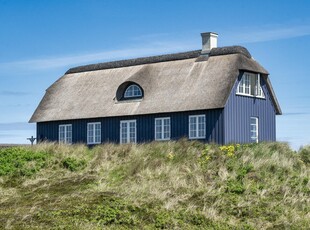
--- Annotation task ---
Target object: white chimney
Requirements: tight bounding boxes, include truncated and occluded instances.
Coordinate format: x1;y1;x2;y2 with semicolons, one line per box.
201;32;218;54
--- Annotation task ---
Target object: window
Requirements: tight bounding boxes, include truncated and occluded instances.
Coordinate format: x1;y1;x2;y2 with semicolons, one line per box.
189;115;206;139
155;117;170;141
120;120;136;144
237;72;264;97
59;124;72;144
250;117;259;143
87;122;101;144
124;84;142;98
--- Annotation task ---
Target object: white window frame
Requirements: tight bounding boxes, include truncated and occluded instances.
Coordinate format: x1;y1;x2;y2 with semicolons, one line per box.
155;117;171;141
124;85;142;98
237;72;265;98
59;124;72;144
87;122;101;144
250;117;259;143
120;120;137;144
189;115;206;139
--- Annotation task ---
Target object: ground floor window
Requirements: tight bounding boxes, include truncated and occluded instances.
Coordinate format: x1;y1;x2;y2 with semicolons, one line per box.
59;124;72;144
87;122;101;144
120;120;136;144
155;117;170;140
250;117;259;143
189;115;206;139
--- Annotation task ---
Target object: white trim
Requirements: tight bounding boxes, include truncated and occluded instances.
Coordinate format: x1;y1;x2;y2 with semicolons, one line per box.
155;117;171;141
120;120;137;144
59;124;72;144
87;122;101;145
188;115;206;139
250;117;259;143
236;93;266;99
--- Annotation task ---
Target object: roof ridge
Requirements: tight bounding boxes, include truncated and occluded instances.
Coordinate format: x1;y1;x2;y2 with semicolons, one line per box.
66;50;201;74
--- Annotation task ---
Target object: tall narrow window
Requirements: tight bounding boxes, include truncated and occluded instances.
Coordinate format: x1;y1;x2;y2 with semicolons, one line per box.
87;122;101;144
59;124;72;144
120;120;136;144
155;117;171;141
250;117;259;143
124;85;142;98
237;72;264;97
189;115;206;139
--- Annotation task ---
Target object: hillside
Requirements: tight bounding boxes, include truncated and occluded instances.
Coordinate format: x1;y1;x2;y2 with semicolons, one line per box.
0;140;309;229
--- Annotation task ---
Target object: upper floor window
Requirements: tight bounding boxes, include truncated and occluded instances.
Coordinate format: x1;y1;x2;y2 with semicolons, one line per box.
237;72;265;98
124;84;142;99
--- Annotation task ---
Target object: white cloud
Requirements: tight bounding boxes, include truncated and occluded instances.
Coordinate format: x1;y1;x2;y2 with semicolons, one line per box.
0;40;196;72
226;24;310;44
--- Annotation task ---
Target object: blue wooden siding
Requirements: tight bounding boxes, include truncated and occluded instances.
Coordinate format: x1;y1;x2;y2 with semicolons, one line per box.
37;109;224;144
224;72;276;144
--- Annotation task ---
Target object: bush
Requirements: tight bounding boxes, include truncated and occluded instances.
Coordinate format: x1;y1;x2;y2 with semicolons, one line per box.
299;146;310;165
0;147;48;177
62;157;86;171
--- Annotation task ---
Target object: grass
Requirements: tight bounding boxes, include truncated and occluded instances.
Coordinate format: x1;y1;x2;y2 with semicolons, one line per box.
0;140;309;229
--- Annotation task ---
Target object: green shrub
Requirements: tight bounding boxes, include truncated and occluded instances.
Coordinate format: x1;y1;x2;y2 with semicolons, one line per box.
226;179;245;194
0;147;48;177
299;146;310;165
62;157;86;171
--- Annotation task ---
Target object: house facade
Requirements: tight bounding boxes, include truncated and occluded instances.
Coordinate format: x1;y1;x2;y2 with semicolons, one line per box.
30;32;281;145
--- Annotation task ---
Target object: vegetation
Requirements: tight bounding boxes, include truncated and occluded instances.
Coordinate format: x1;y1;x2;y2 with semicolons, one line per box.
0;140;309;229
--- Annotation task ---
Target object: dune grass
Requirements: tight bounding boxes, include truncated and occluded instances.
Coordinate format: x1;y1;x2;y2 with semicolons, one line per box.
0;140;309;229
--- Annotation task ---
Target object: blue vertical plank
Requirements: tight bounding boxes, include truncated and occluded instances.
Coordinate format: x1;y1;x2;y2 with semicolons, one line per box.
36;109;225;145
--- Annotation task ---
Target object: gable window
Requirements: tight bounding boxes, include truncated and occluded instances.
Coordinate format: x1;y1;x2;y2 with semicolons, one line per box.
59;124;72;144
189;115;206;139
124;84;142;98
237;72;265;98
155;117;171;141
250;117;259;143
120;120;136;144
87;122;101;144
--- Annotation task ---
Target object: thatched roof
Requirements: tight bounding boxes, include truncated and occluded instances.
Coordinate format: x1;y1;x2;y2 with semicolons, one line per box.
30;46;281;123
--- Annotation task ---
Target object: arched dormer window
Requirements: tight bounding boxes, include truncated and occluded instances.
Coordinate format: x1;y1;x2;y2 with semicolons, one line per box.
115;82;144;101
124;84;142;98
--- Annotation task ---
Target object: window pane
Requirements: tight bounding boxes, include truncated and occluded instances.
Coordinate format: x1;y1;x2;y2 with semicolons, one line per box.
238;76;244;93
189;116;197;138
129;122;136;143
124;85;142;98
250;118;258;142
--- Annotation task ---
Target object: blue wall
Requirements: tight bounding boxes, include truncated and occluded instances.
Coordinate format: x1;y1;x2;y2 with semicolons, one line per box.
224;72;276;144
37;109;224;144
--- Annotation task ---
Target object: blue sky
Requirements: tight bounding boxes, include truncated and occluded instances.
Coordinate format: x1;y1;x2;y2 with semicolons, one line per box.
0;0;309;149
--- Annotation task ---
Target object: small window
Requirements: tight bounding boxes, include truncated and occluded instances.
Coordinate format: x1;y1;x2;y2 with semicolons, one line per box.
155;117;171;141
87;122;101;144
124;84;142;98
237;73;265;98
189;115;206;139
59;124;72;144
250;117;259;143
120;120;136;144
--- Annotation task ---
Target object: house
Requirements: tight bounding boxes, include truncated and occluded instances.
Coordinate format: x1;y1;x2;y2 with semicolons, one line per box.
29;32;282;145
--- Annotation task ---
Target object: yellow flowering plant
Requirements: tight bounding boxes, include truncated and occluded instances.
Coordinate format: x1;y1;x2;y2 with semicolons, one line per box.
219;144;240;157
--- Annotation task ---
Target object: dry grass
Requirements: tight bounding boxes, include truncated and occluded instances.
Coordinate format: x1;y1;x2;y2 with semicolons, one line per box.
0;141;309;229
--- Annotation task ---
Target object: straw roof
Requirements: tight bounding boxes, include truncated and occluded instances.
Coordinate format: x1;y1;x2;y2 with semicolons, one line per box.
29;46;281;123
